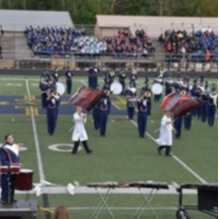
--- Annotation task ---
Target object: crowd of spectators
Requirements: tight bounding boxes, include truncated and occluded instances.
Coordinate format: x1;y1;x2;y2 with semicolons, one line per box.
25;26;155;58
24;26;107;57
159;29;218;63
104;29;155;58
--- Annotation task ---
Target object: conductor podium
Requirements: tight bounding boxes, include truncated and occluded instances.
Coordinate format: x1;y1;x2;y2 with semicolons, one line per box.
0;166;38;219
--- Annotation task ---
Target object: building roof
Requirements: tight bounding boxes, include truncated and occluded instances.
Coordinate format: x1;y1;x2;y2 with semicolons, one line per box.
0;10;74;31
96;15;218;37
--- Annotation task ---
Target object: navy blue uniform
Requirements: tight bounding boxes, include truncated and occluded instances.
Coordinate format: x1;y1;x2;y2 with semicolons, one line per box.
191;85;202;117
165;80;173;96
174;114;183;139
39;80;49;108
53;71;60;82
200;93;208;123
184;112;192;130
126;88;137;120
98;97;111;137
153;77;163;102
0;143;20;203
207;94;216;127
119;72;126;95
93;105;100;130
88;68;99;89
47;94;60;135
130;74;137;88
65;71;73;94
137;98;148;138
140;85;152;116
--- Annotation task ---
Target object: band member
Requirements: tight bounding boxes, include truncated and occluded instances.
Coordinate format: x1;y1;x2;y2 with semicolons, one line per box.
141;78;152;116
47;89;60;135
65;68;73;94
137;94;148;138
165;75;173;96
109;71;115;85
207;88;217;127
53;68;60;82
98;91;111;137
129;69;138;88
88;67;99;89
174;114;183;139
184;112;192;130
92;104;100;130
39;78;49;108
126;82;137;120
118;70;126;95
72;106;93;154
157;111;174;156
200;91;208;123
0;134;21;204
153;74;163;102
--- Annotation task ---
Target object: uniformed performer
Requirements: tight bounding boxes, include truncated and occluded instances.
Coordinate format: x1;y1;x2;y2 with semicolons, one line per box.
72;106;93;154
140;78;152;116
200;90;208;123
165;74;173;96
53;68;60;82
191;79;202;118
0;134;21;204
39;78;49;108
153;73;163;102
137;94;148;138
126;82;137;120
157;111;174;156
174;114;183;139
98;91;111;137
47;89;60;135
207;88;217;127
118;70;126;95
129;69;138;88
65;68;73;94
92;104;100;130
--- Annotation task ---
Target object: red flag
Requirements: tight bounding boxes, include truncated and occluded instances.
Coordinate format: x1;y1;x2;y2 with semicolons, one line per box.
68;87;104;111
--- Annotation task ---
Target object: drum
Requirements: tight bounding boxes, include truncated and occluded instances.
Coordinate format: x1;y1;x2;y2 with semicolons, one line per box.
0;166;20;174
110;81;123;95
56;82;66;96
15;169;33;191
151;83;163;95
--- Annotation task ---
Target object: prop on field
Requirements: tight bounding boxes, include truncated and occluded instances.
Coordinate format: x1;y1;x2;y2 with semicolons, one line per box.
161;92;200;116
110;81;123;95
151;83;163;95
68;86;106;111
56;82;66;96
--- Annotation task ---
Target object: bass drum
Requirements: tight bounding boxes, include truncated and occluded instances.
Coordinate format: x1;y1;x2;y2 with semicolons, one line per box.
56;82;66;96
110;81;123;95
15;169;34;191
151;83;163;95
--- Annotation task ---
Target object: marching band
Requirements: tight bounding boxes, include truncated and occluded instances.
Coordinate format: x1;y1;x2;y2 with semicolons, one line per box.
38;67;218;157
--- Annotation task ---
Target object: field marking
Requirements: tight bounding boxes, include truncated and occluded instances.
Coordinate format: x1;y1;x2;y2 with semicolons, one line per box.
130;120;207;184
25;79;45;181
4;186;197;195
48;207;178;211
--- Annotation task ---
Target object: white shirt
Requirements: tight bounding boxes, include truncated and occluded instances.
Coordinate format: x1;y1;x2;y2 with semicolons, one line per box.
156;115;173;146
72;112;88;142
3;143;19;156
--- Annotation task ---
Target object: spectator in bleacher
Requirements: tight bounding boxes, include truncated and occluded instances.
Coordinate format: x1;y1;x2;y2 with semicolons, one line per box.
159;29;218;63
24;26;107;57
105;28;155;58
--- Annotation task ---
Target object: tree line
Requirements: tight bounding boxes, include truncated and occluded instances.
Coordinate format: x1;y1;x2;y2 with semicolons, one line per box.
0;0;217;24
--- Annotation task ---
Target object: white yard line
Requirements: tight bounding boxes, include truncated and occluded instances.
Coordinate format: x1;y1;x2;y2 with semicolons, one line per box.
10;185;197;195
25;79;45;181
130;120;207;184
80;80;87;86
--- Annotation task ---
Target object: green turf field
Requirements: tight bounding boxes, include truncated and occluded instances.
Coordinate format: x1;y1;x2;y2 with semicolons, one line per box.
0;75;217;219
